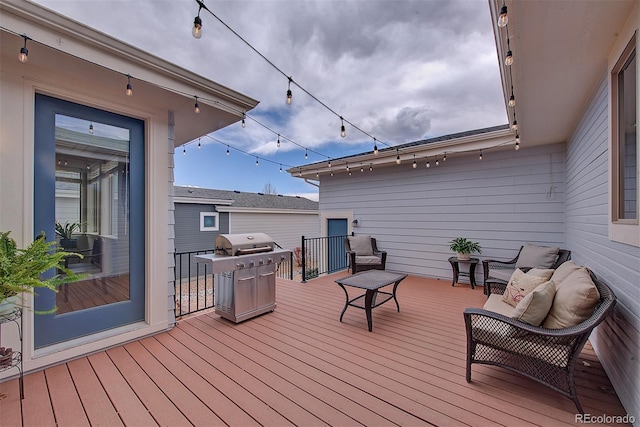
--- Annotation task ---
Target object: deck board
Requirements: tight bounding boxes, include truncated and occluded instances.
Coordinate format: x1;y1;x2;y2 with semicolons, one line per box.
0;273;632;426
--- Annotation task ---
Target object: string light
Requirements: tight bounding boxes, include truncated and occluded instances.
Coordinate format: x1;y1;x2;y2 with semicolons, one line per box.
305;148;308;160
279;164;282;172
509;87;516;107
330;169;334;176
197;138;201;149
443;152;447;162
340;117;346;138
505;39;513;66
426;158;430;168
194;96;201;114
226;145;230;155
435;156;439;166
89;122;94;134
328;160;332;168
286;77;292;105
18;34;29;63
396;150;401;165
277;134;280;148
255;157;259;166
412;155;417;169
515;133;521;150
316;170;319;178
498;3;508;27
241;112;246;128
479;150;483;160
369;163;373;172
125;74;133;96
360;164;364;172
512;118;518;131
373;139;379;156
192;0;204;39
182;146;186;155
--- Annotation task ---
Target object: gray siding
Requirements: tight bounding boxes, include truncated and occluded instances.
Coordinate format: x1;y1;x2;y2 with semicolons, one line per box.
174;203;230;253
565;73;640;418
319;143;566;282
228;212;320;250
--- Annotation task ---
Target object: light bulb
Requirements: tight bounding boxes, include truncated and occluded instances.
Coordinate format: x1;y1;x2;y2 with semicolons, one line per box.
286;89;292;105
277;135;280;148
360;165;364;172
330;170;334;176
241;117;246;128
340;117;346;138
18;35;28;63
182;146;186;155
369;164;373;172
373;144;379;155
226;146;230;156
256;158;259;166
509;94;515;107
426;160;430;168
515;141;520;151
194;97;200;114
479;151;483;160
126;74;133;96
328;160;332;168
512;119;518;131
305;149;308;160
443;153;447;162
89;123;94;134
435;158;439;166
198;139;201;149
279;164;282;172
396;154;401;165
412;158;417;169
498;5;508;27
505;50;513;66
192;15;202;39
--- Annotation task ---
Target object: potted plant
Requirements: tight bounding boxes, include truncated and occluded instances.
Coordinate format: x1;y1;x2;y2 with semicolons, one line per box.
0;231;81;315
55;221;81;249
449;237;482;261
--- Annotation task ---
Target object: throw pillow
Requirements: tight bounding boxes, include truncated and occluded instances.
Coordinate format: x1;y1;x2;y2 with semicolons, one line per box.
526;268;555;280
348;235;373;256
515;243;560;269
511;280;556;326
543;268;600;329
502;269;549;307
550;260;581;285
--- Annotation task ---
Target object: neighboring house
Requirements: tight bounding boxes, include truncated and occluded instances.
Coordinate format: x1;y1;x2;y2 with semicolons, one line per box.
0;0;257;375
173;186;319;253
290;0;640;417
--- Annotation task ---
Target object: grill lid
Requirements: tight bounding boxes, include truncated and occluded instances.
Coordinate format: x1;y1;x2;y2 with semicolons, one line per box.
215;233;275;256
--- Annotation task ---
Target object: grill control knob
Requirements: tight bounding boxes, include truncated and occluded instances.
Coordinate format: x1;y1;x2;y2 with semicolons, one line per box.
258;259;264;265
248;260;255;267
236;262;245;269
267;258;273;264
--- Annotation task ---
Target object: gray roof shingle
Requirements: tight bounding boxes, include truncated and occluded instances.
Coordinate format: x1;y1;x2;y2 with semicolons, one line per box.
174;186;318;211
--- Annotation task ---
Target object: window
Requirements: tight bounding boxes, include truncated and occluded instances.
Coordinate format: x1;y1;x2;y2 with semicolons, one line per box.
610;34;639;246
200;212;219;231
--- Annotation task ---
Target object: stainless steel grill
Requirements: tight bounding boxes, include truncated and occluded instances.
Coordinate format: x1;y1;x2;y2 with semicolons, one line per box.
195;233;290;323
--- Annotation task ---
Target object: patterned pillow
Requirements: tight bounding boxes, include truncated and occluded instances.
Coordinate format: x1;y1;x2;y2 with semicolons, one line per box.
502;269;549;307
511;280;556;326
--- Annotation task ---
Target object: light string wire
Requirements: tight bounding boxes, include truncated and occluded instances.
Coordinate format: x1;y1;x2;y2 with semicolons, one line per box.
194;0;393;149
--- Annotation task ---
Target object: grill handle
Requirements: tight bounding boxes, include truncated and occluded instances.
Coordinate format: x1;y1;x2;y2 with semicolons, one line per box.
235;246;273;256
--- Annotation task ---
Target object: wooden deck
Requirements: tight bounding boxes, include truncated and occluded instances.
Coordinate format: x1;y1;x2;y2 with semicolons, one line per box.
0;273;630;426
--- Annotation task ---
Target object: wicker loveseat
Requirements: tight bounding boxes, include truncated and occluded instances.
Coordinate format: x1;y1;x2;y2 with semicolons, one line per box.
464;263;616;414
482;244;572;294
344;235;387;274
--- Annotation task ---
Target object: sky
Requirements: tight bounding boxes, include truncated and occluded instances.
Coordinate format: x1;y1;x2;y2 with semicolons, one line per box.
34;0;507;201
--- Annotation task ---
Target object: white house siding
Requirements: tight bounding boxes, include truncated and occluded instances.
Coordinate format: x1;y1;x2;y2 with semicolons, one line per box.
228;211;320;251
565;72;640;418
319;143;566;282
167;112;176;327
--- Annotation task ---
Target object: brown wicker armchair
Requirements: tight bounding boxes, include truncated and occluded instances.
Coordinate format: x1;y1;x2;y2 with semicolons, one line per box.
463;272;616;414
483;245;572;294
344;236;387;274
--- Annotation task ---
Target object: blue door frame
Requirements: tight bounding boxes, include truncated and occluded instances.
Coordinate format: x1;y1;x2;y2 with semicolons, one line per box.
327;218;348;272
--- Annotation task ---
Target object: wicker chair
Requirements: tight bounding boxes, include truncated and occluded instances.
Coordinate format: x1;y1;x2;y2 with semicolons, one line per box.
463;271;616;414
344;236;387;274
483;246;572;294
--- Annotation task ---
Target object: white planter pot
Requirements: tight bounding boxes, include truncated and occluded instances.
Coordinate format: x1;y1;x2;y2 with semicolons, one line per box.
456;252;471;261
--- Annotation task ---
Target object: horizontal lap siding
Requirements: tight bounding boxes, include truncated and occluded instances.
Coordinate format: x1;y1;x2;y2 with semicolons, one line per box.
174;203;230;252
229;212;319;250
320;143;566;281
565;73;640;418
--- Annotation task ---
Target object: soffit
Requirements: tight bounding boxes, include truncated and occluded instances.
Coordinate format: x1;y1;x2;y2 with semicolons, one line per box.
493;0;635;146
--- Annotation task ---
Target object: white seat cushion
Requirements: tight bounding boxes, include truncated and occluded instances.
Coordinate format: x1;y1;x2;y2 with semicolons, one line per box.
355;255;382;265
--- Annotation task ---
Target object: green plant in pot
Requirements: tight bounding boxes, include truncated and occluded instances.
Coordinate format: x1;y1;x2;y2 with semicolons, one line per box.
0;231;82;315
55;221;81;250
449;237;482;261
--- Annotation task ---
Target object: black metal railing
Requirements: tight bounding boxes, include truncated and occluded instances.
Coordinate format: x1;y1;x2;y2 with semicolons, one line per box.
173;248;294;318
299;234;349;282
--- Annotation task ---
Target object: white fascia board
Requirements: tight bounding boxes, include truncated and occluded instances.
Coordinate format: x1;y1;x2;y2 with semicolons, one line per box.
290;127;515;178
216;207;319;215
173;197;234;206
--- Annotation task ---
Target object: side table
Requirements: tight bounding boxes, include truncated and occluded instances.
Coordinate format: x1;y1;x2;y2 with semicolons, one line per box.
0;307;23;399
448;256;479;290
